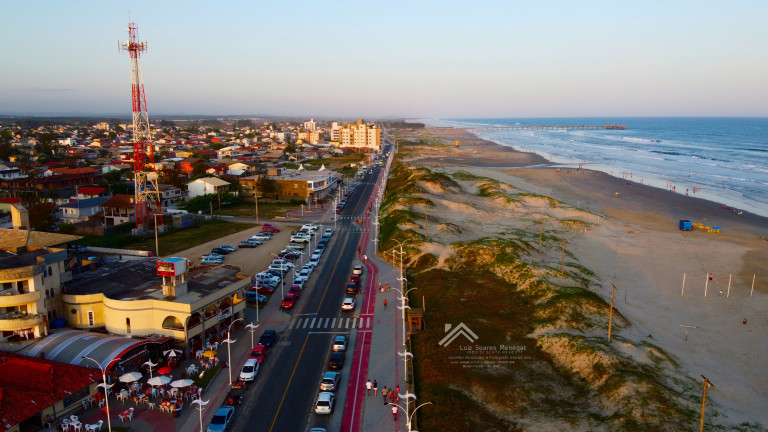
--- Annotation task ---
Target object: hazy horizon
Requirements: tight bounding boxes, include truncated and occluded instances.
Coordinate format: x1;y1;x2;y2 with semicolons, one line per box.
3;1;767;118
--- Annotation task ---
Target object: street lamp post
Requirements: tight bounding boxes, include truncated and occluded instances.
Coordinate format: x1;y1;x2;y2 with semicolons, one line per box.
153;213;162;257
245;322;260;349
223;317;244;387
82;356;113;432
407;401;434;432
143;359;158;378
191;398;209;432
398;350;413;378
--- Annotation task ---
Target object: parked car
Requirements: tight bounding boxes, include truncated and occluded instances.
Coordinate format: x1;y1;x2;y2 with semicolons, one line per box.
288;285;301;299
251;233;271;241
281;293;297;309
287;242;306;250
211;247;230;255
271;259;294;270
68;244;88;253
220;245;237;252
290;234;311;243
308;257;320;268
319;371;341;391
265;269;283;279
352;265;364;275
206;252;225;259
310;252;322;261
349;274;361;284
303;223;320;231
341;298;355;312
315;392;335;415
200;257;223;265
255;284;275;295
245;290;267;303
324;228;333;237
328;352;345;370
258;330;277;348
207;406;235;432
238;240;258;248
268;263;289;274
239;359;259;382
346;281;361;294
262;224;280;232
332;335;347;352
249;344;267;364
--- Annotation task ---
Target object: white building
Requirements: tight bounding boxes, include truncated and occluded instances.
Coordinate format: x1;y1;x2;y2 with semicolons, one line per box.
303;118;317;131
58;197;109;224
186;177;230;199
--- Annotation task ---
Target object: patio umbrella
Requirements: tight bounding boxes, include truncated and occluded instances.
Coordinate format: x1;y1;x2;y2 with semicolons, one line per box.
119;372;143;383
156;366;173;375
164;349;183;358
147;375;172;386
170;379;195;388
202;350;217;358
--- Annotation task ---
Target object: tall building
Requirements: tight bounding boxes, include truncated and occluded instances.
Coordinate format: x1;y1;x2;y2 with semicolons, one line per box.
338;119;381;152
303;118;317;131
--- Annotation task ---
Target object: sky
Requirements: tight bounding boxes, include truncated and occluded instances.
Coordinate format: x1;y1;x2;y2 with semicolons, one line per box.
2;1;767;118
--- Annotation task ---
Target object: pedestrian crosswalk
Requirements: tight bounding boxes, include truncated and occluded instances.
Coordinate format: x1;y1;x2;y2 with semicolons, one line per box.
290;315;372;330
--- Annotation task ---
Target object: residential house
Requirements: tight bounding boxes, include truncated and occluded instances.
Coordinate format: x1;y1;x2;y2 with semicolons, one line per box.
58;197;109;224
100;194;135;226
187;177;230;199
176;158;205;176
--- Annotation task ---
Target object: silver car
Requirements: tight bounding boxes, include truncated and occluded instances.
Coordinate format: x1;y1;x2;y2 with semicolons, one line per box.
320;371;340;391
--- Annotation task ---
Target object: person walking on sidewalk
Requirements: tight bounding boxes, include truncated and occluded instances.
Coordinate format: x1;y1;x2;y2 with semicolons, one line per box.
395;385;400;402
382;387;388;404
385;282;389;291
366;379;372;396
373;380;378;395
392;405;398;421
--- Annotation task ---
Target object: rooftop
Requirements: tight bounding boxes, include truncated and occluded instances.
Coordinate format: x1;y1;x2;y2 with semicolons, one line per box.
63;258;243;304
0;228;82;250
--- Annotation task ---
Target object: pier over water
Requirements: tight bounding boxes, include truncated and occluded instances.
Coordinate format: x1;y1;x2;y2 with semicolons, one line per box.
467;124;626;131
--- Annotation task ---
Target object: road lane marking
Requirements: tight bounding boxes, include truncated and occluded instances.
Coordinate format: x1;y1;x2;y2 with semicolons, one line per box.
303;319;310;329
268;334;309;432
323;318;329;328
331;318;337;328
309;317;316;328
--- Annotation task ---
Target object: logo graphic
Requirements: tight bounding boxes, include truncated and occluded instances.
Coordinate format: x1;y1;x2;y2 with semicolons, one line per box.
438;322;478;347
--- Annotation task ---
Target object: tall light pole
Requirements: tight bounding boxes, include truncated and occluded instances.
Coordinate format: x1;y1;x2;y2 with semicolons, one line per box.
407;401;434;432
223;317;243;386
191;398;209;432
82;356;113;432
398;350;413;378
153;213;162;257
143;359;158;378
245;322;260;349
253;194;260;224
699;375;715;432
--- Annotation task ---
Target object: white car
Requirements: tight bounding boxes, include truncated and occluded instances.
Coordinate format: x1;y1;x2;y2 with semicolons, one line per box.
319;371;340;391
315;392;335;415
308;257;320;268
271;259;294;270
251;233;271;241
341;298;355;311
332;335;347;352
200;257;222;265
296;268;311;279
352;265;364;275
239;359;259;382
324;228;333;237
310;252;321;261
290;235;310;243
302;223;320;231
292;277;307;290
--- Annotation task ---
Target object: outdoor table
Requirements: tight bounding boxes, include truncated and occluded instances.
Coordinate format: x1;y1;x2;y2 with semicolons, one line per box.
136;394;148;405
195;350;204;359
119;409;132;422
69;419;82;431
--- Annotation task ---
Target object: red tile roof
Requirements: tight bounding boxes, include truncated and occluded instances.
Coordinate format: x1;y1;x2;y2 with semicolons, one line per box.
0;197;21;203
0;352;101;430
77;187;106;195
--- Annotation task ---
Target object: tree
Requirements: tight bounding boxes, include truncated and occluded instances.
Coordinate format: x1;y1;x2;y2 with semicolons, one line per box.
255;173;278;197
284;143;297;154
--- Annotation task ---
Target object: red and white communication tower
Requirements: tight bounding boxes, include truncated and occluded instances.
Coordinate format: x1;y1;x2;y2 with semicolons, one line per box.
120;22;162;231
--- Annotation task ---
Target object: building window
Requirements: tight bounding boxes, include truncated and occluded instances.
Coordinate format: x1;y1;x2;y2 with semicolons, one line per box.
126;317;131;333
48;266;53;276
88;311;95;326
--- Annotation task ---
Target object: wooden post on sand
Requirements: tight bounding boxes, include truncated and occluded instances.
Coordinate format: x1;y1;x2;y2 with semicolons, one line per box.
608;284;617;341
681;273;686;296
699;375;714;432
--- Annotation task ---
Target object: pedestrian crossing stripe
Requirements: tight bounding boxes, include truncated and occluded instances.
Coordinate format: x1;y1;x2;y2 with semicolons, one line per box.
290;316;372;330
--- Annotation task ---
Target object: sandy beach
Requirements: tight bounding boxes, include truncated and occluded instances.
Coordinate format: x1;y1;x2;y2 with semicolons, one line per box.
392;126;768;429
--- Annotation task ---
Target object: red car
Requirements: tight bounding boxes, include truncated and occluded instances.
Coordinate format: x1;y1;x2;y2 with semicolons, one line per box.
289;285;301;299
249;344;267;363
349;274;361;284
281;293;297;309
262;224;280;233
255;284;275;295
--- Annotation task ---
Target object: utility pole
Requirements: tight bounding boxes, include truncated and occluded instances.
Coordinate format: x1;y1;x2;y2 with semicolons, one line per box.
608;284;617;341
699;375;715;432
253;194;260;224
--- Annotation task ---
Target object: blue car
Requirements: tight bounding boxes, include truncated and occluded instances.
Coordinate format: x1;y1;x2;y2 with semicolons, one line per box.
207;406;234;432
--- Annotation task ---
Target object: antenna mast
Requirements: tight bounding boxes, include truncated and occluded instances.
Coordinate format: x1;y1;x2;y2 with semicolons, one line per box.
120;22;162;231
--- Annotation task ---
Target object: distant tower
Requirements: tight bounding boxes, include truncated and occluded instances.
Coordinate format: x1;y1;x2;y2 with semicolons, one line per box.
120;22;162;231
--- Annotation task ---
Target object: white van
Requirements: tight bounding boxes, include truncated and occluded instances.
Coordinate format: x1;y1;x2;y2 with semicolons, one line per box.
239;359;259;382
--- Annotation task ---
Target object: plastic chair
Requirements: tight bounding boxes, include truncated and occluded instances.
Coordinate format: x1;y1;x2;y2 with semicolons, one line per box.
95;420;104;431
127;408;134;421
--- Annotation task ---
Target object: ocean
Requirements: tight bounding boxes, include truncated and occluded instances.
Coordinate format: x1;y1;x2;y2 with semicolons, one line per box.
420;117;768;218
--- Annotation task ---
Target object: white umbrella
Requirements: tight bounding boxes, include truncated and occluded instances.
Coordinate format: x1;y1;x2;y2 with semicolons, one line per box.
119;372;143;383
164;349;183;358
147;376;172;386
170;379;195;388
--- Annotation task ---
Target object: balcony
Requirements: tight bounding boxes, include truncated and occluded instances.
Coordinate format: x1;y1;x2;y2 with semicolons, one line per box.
0;312;44;331
0;290;41;308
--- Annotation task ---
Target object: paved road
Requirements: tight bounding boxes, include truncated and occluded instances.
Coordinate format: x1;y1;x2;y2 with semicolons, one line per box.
230;165;384;432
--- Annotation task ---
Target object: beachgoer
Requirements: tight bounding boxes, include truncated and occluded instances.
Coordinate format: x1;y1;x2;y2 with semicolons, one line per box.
366;379;372;396
709;273;713;281
373;380;378;395
383;299;388;307
743;318;748;325
382;387;388;404
392;405;398;421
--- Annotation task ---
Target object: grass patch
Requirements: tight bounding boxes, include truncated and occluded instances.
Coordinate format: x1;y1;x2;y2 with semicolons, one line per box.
518;192;561;206
192;365;221;388
219;200;299;219
79;220;257;255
